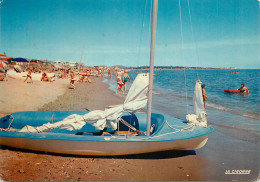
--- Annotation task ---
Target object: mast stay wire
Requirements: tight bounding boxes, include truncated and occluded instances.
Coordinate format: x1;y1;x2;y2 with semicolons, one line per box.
0;0;3;50
147;0;153;73
187;0;200;80
178;0;189;115
136;0;153;73
137;0;149;68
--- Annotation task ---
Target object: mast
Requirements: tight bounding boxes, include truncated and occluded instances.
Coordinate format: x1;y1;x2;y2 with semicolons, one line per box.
79;44;85;71
146;0;158;136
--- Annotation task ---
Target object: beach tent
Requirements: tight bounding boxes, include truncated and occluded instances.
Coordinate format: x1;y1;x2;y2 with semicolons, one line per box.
12;58;29;63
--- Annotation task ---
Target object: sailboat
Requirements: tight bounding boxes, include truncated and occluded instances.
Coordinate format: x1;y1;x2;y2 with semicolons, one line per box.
0;0;213;156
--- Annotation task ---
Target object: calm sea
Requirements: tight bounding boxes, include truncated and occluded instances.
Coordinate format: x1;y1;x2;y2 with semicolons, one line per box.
104;69;260;179
105;69;259;127
105;69;260;137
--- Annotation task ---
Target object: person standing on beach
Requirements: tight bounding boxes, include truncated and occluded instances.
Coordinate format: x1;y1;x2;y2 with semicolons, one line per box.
201;84;207;109
24;70;33;83
123;70;130;93
117;77;124;96
108;69;112;79
115;69;122;82
69;71;76;89
238;83;249;93
115;69;124;96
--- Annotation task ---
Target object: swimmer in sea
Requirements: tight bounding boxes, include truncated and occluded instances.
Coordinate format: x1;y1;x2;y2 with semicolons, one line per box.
201;84;208;109
238;83;249;94
123;70;131;93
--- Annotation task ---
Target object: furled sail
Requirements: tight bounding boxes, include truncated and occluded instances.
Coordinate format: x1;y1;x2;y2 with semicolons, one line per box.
19;73;149;133
186;80;207;127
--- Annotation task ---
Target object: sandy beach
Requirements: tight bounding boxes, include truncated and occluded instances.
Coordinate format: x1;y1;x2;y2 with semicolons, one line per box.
0;76;213;181
0;77;68;118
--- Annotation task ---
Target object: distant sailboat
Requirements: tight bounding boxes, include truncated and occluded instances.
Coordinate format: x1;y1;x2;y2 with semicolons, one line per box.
0;0;213;156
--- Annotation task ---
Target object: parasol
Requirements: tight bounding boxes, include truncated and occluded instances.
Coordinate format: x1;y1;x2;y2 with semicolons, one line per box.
0;60;8;68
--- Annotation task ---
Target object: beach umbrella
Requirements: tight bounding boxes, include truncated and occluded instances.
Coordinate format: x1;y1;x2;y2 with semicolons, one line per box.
0;59;8;64
0;60;8;68
12;58;29;63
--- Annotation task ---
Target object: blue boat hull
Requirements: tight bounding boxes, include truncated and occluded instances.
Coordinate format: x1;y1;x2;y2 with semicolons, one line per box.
0;111;213;156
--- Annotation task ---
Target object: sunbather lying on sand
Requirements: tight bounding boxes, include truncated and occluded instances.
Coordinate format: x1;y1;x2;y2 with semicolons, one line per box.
85;76;92;83
0;73;5;81
78;76;85;83
41;73;52;82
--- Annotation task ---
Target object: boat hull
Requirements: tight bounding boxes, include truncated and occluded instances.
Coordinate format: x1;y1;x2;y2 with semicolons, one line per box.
0;111;213;156
0;134;209;156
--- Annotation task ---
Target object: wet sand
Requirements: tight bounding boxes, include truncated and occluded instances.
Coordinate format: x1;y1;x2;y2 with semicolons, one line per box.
0;77;259;181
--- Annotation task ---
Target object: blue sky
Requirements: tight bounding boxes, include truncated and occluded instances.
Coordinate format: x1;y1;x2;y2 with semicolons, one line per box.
0;0;259;68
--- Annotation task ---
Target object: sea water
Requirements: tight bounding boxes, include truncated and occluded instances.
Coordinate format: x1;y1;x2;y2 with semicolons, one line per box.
104;69;260;180
105;69;259;128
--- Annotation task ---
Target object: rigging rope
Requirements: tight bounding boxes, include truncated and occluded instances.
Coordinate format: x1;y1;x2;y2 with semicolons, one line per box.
110;119;195;140
7;115;14;129
119;118;137;131
148;120;195;139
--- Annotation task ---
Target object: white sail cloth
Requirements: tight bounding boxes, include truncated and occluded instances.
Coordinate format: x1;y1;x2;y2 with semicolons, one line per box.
19;73;149;133
186;80;207;127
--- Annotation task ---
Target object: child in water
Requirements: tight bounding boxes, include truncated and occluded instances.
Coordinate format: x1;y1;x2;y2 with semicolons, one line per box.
201;84;208;109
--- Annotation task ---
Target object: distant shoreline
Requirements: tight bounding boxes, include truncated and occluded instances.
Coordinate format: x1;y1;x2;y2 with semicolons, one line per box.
126;67;260;70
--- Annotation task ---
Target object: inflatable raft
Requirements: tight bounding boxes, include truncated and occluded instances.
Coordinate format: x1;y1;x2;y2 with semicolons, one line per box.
224;89;240;93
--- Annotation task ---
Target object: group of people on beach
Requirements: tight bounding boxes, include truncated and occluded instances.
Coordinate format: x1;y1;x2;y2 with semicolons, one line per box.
115;69;130;96
23;69;54;83
1;63;251;110
21;66;96;87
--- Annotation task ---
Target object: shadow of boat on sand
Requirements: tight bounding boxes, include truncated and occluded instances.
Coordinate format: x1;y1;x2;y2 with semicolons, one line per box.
0;144;196;159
